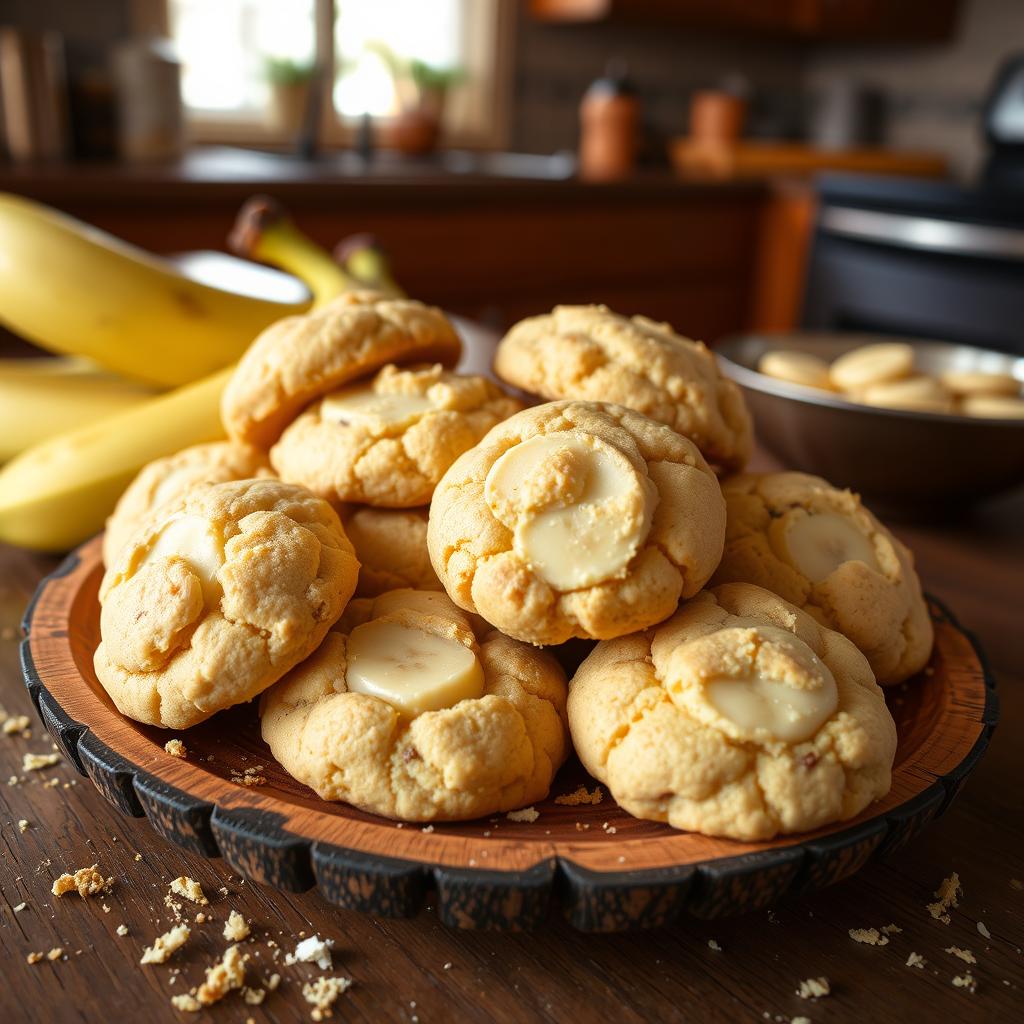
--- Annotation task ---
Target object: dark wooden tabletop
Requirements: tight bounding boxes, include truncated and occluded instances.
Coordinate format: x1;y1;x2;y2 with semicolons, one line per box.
1;483;1022;1024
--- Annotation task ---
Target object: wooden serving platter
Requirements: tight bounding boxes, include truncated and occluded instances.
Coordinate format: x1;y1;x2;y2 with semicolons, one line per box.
22;536;997;932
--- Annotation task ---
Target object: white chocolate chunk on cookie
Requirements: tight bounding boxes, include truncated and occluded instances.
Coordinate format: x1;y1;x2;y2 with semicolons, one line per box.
321;385;435;431
759;350;832;390
830;343;914;391
140;514;225;606
700;627;839;743
345;619;485;717
485;432;655;590
769;511;879;584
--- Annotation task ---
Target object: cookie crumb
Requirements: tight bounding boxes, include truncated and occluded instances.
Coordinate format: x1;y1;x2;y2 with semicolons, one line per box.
17;819;28;833
196;944;248;1006
194;912;206;924
881;923;903;935
3;715;31;736
507;807;539;823
421;825;434;834
52;865;111;898
241;986;265;1005
945;946;977;965
230;766;267;788
169;876;209;905
164;739;187;759
26;952;43;964
13;901;26;912
796;977;830;999
169;993;202;1013
266;973;281;991
46;947;63;961
285;934;334;970
977;921;991;940
952;972;977;993
443;962;453;970
554;785;603;806
23;752;61;772
302;976;352;1020
707;939;722;952
224;909;250;942
116;924;128;936
927;872;961;923
906;952;926;968
141;923;190;964
849;927;889;946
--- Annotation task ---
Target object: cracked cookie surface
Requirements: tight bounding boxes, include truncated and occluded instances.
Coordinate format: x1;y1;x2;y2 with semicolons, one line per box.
427;400;726;646
711;471;932;685
493;305;753;472
271;363;523;507
260;589;569;821
568;583;897;840
103;442;271;567
94;478;358;729
341;506;441;597
221;290;462;447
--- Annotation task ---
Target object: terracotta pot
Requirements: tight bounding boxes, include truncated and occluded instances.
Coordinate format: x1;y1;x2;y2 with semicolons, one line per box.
267;80;311;136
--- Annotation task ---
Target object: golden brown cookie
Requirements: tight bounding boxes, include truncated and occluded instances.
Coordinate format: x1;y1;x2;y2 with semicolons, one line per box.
103;442;271;567
270;363;522;507
94;478;358;730
711;471;932;685
492;305;752;472
341;506;441;597
260;589;569;821
427;400;726;646
568;583;896;840
221;291;462;447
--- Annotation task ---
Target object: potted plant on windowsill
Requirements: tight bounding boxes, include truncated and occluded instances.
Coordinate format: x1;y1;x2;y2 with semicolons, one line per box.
264;57;316;138
370;45;464;156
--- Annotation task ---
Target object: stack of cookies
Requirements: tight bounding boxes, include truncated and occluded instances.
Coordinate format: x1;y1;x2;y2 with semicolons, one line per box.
94;295;934;842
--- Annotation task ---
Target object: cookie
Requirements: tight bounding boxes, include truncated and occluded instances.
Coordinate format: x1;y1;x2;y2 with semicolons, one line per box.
568;583;896;840
960;394;1024;419
857;376;953;414
427;400;726;646
342;506;441;597
103;442;271;567
711;471;932;685
492;305;752;472
94;478;358;729
270;363;523;507
829;342;914;392
940;370;1020;398
221;290;462;448
758;350;832;390
260;589;569;821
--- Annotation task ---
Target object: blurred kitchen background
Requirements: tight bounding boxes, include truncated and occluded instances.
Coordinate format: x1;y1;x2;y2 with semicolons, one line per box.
2;0;1024;348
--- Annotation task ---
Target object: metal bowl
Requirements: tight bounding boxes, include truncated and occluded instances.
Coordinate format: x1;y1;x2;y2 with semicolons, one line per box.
715;331;1024;512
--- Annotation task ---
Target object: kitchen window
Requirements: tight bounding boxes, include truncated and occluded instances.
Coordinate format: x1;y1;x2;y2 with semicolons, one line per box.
142;0;513;148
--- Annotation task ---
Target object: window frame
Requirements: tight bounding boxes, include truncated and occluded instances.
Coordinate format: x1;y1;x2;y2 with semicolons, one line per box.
134;0;514;150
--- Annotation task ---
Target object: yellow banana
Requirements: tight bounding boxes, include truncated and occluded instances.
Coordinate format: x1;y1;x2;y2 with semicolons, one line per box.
0;368;230;551
0;192;310;387
229;196;355;307
0;358;156;462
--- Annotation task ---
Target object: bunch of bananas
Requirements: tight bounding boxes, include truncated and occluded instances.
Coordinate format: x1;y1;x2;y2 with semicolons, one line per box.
0;193;397;551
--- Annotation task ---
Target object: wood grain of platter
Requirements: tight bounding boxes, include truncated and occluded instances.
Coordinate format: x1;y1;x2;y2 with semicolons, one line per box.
21;535;997;932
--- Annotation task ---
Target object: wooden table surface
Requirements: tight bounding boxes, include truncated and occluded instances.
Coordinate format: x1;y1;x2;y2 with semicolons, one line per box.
1;486;1022;1024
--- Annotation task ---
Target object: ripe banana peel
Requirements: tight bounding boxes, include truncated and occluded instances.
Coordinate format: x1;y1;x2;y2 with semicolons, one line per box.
0;368;230;551
0;192;310;387
0;358;156;462
0;196;402;552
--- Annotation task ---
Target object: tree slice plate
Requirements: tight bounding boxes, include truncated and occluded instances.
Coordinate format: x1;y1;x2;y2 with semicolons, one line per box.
22;537;997;932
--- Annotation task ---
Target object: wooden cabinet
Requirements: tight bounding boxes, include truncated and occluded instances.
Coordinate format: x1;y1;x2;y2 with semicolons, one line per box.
529;0;960;42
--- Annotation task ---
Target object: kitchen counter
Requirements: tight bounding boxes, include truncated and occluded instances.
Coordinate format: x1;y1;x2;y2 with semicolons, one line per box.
1;456;1020;1023
0;148;766;340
